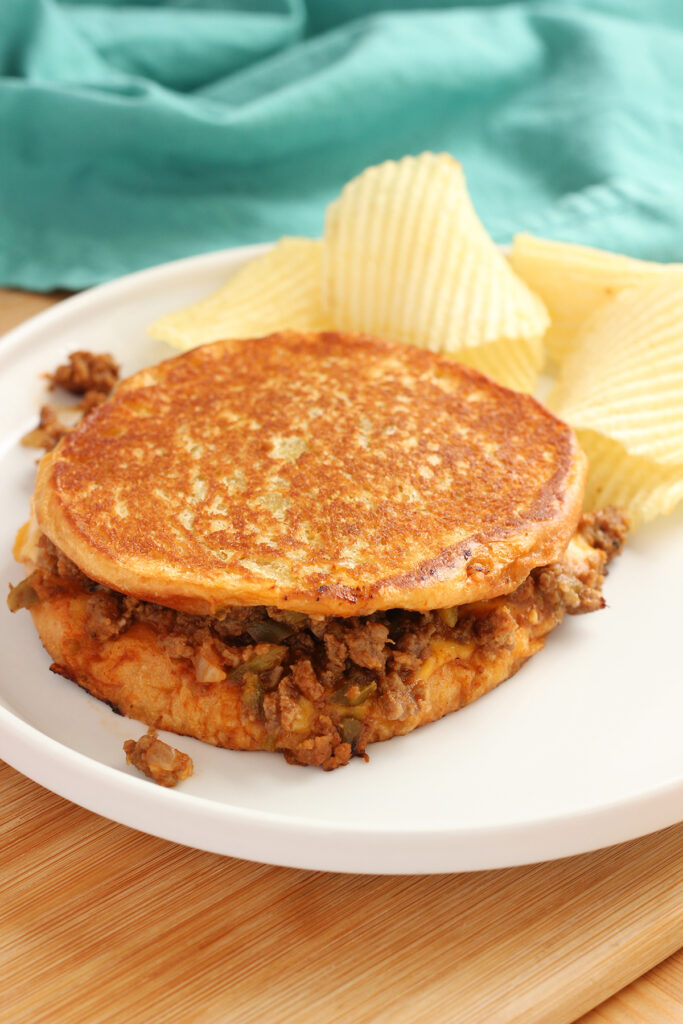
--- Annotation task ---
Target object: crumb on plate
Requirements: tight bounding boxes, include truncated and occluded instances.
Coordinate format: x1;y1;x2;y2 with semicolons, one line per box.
123;728;194;788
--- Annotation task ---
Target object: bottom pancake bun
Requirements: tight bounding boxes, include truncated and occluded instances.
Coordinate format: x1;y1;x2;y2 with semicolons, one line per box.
15;512;626;770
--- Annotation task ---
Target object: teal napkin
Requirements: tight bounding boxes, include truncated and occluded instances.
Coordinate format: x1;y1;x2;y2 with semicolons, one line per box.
2;0;683;291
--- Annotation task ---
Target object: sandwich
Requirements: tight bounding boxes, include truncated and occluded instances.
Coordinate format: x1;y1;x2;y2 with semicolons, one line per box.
10;331;627;770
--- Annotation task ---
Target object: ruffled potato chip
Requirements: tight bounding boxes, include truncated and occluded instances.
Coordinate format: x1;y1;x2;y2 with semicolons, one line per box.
509;233;683;368
578;430;683;526
550;277;683;525
148;238;332;351
322;154;548;392
454;337;541;395
550;277;683;465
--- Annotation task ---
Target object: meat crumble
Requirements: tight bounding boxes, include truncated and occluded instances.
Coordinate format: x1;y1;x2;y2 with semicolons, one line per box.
22;351;120;451
20;405;72;452
47;350;119;397
123;728;193;788
10;508;628;770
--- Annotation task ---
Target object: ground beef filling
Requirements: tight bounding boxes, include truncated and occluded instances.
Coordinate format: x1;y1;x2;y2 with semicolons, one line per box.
22;351;121;452
123;728;193;788
47;350;120;398
14;509;627;770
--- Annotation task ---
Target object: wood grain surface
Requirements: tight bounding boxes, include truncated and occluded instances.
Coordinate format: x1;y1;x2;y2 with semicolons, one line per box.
577;950;683;1024
0;287;68;335
1;761;681;1024
1;288;682;1024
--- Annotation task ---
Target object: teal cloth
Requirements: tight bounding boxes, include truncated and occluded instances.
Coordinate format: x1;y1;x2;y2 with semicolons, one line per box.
2;0;683;291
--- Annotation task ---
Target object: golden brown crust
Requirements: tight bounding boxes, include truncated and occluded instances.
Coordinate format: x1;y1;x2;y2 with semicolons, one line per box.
36;599;268;751
34;332;587;616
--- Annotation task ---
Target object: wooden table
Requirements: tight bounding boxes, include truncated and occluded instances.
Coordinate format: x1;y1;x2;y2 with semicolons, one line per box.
1;288;682;1024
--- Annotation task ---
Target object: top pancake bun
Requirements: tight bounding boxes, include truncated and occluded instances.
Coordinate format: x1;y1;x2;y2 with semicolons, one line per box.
33;331;587;617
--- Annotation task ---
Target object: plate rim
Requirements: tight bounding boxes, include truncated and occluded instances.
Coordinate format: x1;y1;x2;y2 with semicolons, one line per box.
3;699;682;874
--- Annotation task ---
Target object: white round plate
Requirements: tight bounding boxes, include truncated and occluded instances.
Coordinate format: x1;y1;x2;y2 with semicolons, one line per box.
1;246;681;874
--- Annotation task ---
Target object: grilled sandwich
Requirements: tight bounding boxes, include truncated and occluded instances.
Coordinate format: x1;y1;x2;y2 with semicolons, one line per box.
11;332;626;769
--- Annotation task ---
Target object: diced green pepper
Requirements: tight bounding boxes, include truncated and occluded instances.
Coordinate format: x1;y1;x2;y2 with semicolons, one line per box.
229;645;286;681
332;680;377;706
245;619;294;643
241;672;263;712
7;578;39;612
279;611;308;625
341;719;363;745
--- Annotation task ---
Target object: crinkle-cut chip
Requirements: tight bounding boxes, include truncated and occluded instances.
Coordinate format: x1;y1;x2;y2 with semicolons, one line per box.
509;233;683;368
454;336;542;394
578;430;683;526
550;277;683;465
322;154;548;389
148;238;333;351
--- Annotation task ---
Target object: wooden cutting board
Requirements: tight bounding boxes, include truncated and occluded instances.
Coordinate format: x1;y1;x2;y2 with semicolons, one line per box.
1;288;682;1023
1;759;682;1024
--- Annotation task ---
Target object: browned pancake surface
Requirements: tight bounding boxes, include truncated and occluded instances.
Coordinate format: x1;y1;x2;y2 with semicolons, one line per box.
34;332;586;614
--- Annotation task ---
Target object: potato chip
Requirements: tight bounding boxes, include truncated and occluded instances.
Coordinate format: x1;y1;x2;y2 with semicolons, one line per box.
509;233;683;368
550;277;683;465
578;430;683;526
322;153;548;392
453;337;541;395
148;238;332;351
